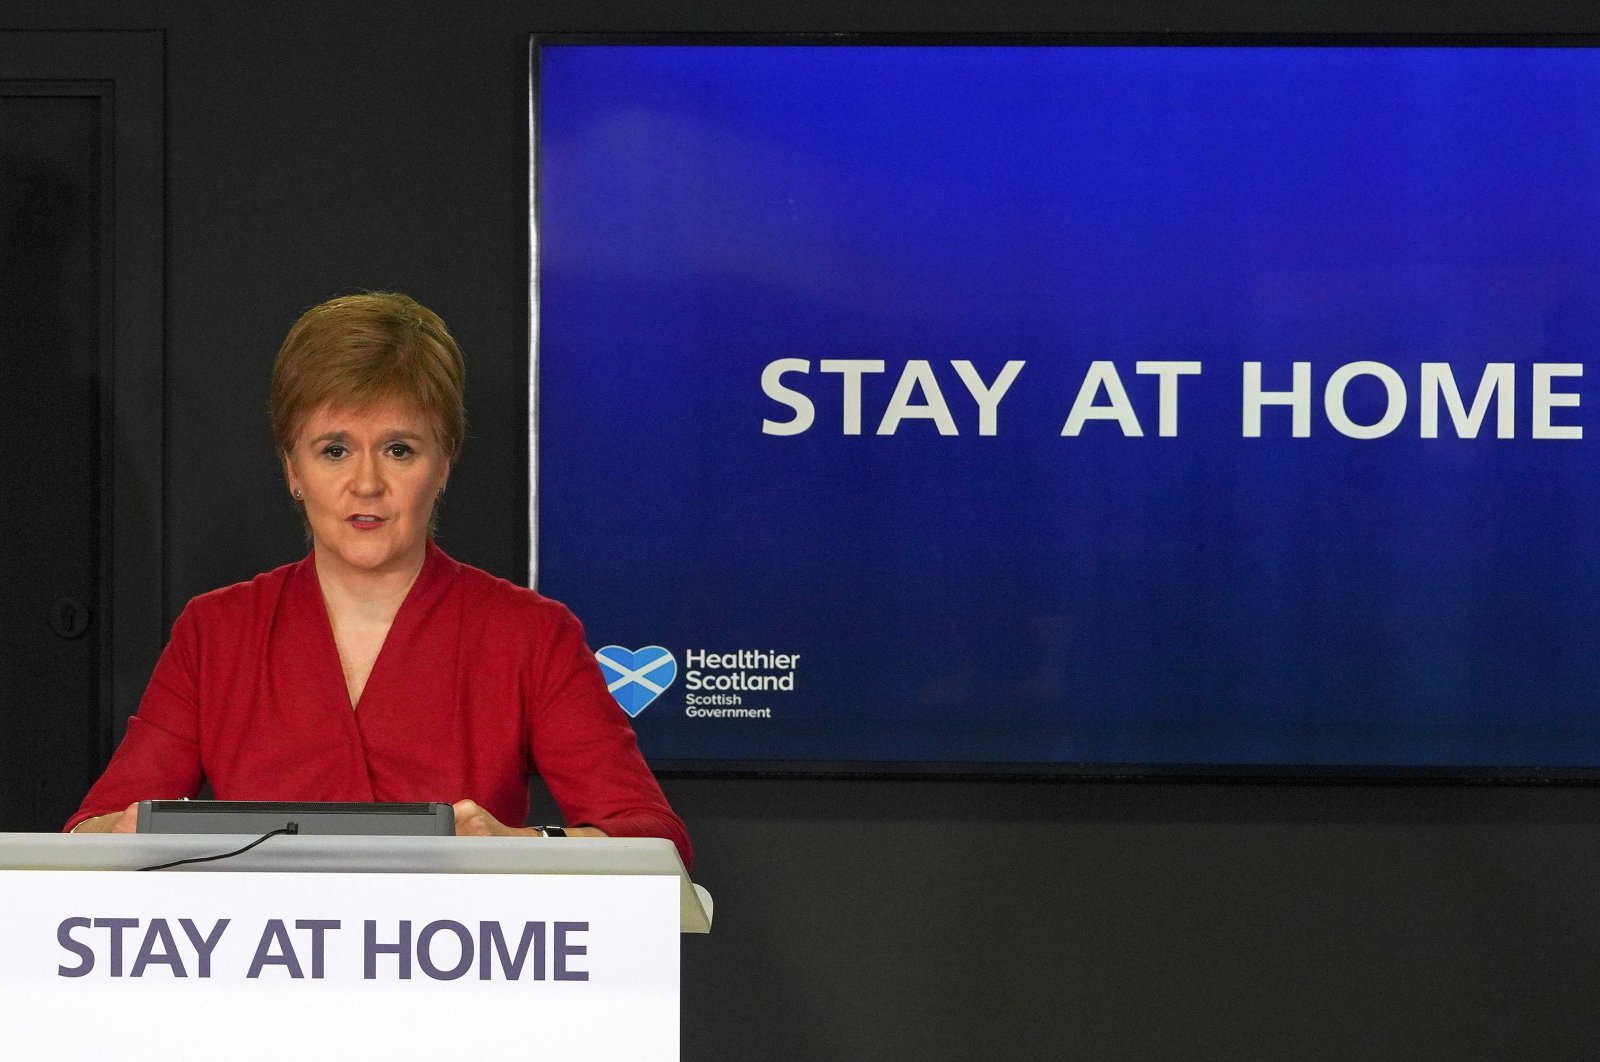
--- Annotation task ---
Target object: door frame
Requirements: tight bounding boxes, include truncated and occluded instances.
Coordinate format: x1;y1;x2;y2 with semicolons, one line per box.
0;31;164;763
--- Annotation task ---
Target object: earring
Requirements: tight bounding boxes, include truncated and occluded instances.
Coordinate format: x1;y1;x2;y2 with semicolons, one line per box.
292;489;303;500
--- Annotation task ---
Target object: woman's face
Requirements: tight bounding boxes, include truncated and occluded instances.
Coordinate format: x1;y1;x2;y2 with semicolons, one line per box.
282;396;451;581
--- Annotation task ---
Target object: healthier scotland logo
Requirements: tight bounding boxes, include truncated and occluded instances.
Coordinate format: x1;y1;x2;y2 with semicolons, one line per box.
595;646;678;718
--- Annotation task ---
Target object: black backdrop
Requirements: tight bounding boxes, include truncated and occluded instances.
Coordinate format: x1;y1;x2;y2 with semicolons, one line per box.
6;1;1600;1058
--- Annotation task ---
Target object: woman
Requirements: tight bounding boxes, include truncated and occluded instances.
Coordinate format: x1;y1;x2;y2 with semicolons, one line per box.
67;292;690;866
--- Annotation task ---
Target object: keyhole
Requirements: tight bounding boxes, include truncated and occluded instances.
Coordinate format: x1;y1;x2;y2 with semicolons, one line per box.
49;597;90;639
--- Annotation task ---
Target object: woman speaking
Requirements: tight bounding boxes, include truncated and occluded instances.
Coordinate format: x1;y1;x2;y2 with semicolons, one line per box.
66;293;690;865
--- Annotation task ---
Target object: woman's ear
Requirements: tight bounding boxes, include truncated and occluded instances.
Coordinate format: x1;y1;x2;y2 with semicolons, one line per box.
282;449;301;499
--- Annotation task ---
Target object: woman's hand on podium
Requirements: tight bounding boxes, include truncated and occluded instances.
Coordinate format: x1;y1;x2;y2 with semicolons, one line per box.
71;802;141;834
450;799;606;839
451;799;536;837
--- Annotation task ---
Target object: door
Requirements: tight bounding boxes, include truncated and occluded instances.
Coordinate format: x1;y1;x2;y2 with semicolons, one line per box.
0;88;103;828
0;32;163;831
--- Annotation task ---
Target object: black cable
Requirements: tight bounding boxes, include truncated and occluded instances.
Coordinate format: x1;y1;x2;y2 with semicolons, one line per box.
137;822;300;871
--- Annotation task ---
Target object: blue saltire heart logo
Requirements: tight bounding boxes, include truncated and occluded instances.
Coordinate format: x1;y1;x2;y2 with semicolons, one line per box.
595;645;678;718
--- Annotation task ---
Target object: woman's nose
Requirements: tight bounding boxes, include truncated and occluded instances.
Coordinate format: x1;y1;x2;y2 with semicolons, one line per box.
350;452;385;495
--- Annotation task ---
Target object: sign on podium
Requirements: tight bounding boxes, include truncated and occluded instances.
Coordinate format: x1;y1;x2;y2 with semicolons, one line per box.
0;833;711;1062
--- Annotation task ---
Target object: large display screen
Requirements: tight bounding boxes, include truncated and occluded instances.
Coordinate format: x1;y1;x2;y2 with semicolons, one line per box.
530;38;1600;773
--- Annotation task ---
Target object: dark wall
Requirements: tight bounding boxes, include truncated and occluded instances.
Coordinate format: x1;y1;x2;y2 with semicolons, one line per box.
7;1;1600;1058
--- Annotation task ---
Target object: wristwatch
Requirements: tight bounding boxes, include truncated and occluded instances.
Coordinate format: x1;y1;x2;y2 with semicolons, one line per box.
538;825;567;837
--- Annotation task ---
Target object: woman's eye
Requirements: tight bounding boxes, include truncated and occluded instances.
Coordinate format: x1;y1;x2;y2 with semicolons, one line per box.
386;443;414;459
321;444;348;459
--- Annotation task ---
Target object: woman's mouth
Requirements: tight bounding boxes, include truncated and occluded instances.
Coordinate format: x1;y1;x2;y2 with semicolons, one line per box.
348;514;386;529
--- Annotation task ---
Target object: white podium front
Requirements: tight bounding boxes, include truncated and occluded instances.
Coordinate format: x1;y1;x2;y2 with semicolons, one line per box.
0;834;711;1062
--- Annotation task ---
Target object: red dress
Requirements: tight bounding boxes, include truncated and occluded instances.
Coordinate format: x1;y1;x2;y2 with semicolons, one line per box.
66;541;691;866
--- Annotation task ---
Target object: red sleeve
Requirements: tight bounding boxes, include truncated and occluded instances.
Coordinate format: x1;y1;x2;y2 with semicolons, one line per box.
64;605;206;830
527;608;693;868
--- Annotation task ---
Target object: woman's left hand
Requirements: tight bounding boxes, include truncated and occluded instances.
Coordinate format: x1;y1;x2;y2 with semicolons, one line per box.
451;799;609;839
451;799;537;837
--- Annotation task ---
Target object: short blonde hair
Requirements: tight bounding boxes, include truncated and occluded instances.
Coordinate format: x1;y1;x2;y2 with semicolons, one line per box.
270;292;466;458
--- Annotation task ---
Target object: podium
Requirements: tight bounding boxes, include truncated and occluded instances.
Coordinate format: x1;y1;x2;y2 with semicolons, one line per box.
0;833;711;1061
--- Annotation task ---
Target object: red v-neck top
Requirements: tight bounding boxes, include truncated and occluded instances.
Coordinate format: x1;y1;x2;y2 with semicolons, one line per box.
67;541;691;865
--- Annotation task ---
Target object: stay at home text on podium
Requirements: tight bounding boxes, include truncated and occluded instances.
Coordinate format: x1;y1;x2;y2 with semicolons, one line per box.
0;832;711;1062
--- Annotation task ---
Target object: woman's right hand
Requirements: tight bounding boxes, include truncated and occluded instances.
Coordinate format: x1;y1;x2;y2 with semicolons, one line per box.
73;802;140;834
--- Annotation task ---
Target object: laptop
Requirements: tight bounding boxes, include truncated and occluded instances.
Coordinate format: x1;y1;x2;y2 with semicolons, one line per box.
136;800;455;836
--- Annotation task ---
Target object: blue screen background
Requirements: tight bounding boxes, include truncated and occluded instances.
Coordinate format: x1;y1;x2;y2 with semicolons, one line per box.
535;44;1600;768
